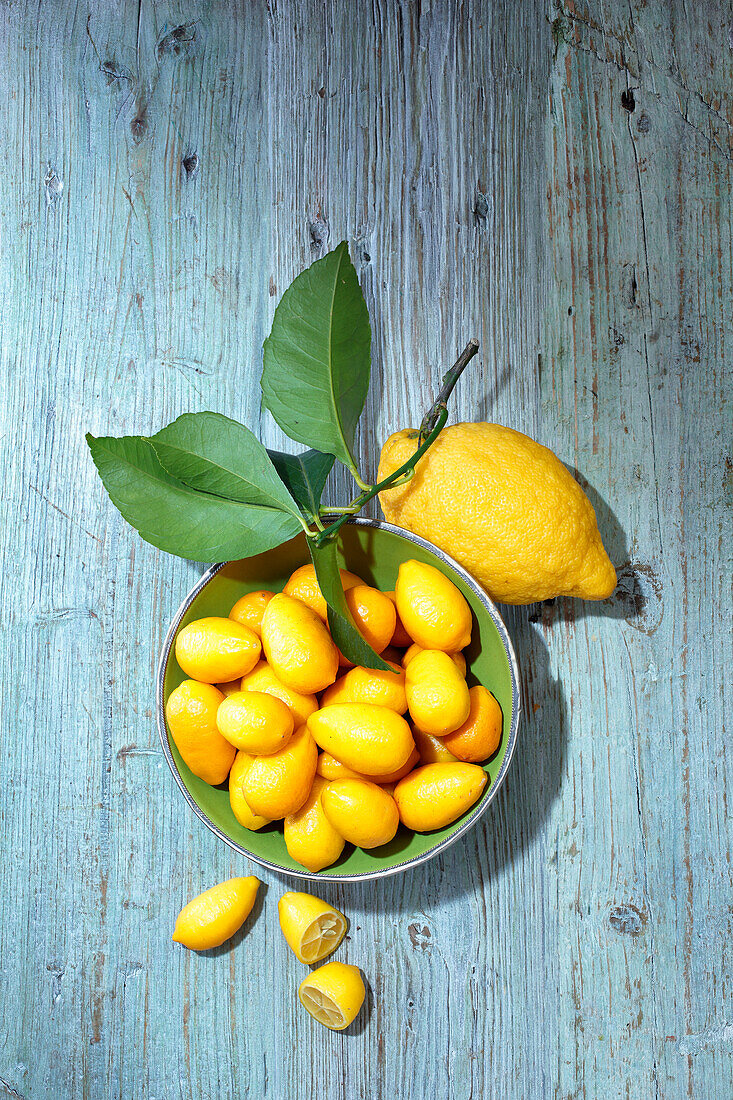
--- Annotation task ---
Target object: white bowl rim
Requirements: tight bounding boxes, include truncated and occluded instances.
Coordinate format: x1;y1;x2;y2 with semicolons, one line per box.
157;517;521;883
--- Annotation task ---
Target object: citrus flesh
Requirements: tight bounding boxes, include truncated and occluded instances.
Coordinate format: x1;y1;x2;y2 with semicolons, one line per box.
278;891;347;963
298;962;365;1030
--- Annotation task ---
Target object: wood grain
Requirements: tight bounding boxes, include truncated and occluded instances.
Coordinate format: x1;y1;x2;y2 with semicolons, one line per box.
0;1;730;1097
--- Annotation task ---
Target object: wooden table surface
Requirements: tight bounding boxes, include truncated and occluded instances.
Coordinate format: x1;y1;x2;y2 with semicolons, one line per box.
2;1;731;1097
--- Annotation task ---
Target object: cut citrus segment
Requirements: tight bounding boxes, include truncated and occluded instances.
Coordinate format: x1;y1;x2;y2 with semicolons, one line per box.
298;962;365;1030
278;891;347;964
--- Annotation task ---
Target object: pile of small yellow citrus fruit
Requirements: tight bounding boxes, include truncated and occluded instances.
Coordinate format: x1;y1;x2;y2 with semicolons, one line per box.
173;880;365;1030
165;558;503;872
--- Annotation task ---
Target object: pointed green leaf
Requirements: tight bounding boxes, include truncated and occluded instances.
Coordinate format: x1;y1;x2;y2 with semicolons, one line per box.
86;434;302;561
262;242;371;469
149;412;302;519
268;448;335;521
308;537;391;671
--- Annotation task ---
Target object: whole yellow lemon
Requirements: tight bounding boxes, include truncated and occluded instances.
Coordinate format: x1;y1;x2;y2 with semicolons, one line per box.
378;423;617;604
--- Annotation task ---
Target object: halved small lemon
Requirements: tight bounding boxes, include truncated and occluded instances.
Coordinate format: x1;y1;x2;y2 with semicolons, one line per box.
278;891;347;964
298;962;365;1030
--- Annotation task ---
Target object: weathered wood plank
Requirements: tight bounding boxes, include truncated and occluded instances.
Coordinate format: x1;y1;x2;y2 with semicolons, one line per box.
0;1;730;1098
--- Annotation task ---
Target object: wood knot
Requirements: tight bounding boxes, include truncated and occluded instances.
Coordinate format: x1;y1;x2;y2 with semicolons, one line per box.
157;23;197;59
308;216;329;254
182;153;199;180
130;116;148;143
407;923;432;950
473;190;489;223
609;903;646;936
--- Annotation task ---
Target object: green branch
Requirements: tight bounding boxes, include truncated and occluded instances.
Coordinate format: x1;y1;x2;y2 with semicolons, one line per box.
312;338;479;547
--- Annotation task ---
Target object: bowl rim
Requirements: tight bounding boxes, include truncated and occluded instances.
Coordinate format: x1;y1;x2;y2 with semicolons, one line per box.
156;517;521;882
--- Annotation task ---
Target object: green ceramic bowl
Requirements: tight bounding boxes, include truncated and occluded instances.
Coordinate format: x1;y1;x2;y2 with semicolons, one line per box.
157;518;520;881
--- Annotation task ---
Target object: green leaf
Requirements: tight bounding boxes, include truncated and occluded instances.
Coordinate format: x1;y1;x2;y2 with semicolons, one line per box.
308;536;391;671
86;434;302;561
149;412;302;519
268;448;335;521
262;242;371;471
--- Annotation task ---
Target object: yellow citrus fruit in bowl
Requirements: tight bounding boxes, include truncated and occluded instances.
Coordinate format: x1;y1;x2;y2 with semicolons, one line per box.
165;680;235;785
394;763;487;831
283;564;363;622
402;642;466;676
228;589;274;636
240;660;318;727
172;876;260;950
243;726;318;820
395;560;472;652
338;585;396;666
228;751;271;831
175;616;261;683
261;593;339;694
404;649;471;737
321;662;407;714
441;685;503;762
307;703;415;777
412;727;460;765
216;690;294;754
321;779;400;848
379;422;617;604
317;748;419;785
284;776;345;872
158;521;519;881
298;962;365;1030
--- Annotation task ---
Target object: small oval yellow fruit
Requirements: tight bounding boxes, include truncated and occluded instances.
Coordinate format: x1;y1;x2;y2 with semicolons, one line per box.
298;962;365;1030
321;662;407;714
322;779;399;848
243;726;318;819
278;891;348;963
405;650;471;737
172;876;260;950
307;704;415;777
284;776;345;872
402;642;466;676
442;686;503;762
229;590;275;637
317;748;419;785
165;680;235;785
394;763;487;831
261;594;339;694
412;726;460;766
241;660;318;727
385;590;413;646
284;564;363;622
395;560;472;652
228;751;271;830
216;690;294;754
339;585;396;666
316;752;365;781
175;616;261;683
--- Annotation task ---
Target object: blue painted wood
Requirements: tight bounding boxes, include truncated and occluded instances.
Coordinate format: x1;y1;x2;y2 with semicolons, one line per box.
1;1;731;1097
